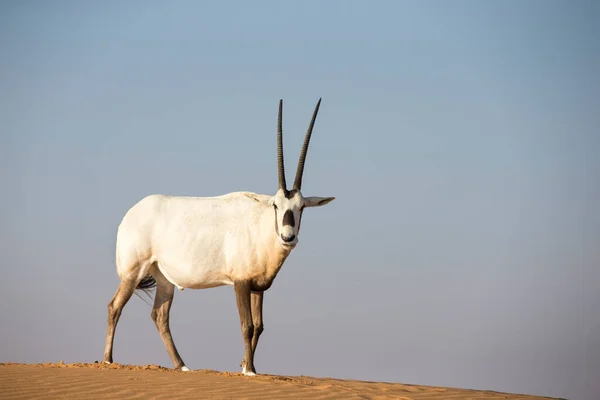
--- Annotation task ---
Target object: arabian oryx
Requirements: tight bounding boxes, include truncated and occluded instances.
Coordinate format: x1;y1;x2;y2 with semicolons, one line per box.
103;99;335;376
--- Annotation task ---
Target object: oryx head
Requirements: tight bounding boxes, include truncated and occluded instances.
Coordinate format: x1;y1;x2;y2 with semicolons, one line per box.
269;98;335;250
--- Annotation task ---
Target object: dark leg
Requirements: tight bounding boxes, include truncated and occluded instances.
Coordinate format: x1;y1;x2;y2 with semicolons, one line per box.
251;291;264;354
241;291;264;372
234;281;256;376
151;273;188;371
103;279;137;364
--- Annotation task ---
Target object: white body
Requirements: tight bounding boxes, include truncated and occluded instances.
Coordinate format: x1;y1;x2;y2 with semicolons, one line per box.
117;191;291;292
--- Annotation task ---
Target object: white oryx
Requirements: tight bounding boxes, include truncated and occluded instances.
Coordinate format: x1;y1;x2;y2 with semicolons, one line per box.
103;98;335;376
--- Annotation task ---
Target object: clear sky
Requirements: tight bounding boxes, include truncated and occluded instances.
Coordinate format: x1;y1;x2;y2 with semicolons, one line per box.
1;1;598;399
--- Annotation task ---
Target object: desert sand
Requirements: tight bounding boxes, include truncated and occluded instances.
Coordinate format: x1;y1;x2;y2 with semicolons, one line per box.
0;362;559;400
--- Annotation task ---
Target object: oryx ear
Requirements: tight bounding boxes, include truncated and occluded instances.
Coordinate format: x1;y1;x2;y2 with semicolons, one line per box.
304;196;335;208
243;193;271;204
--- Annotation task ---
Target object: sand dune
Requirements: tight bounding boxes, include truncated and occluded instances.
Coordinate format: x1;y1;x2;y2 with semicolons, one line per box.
0;362;559;400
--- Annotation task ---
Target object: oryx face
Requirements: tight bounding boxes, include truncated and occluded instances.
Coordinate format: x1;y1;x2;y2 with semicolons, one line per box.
270;188;333;249
270;99;335;250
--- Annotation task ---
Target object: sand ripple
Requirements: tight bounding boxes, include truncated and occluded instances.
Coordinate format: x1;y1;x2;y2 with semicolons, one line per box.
0;362;558;400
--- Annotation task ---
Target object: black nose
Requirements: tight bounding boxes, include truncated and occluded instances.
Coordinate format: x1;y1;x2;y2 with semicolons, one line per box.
281;234;296;243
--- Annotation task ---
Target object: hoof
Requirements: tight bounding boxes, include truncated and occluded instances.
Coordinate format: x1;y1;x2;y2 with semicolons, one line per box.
103;361;111;365
180;366;191;372
241;365;256;376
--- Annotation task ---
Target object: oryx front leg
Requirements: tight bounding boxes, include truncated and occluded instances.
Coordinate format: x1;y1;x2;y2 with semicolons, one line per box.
234;281;257;376
103;279;137;364
241;291;264;373
151;272;188;371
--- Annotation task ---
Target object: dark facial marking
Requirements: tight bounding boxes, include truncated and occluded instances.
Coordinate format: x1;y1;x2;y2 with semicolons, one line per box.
298;208;304;232
284;189;299;199
282;209;295;227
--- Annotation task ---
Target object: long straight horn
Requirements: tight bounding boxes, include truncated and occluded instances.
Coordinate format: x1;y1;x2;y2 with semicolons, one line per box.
277;99;287;190
293;98;321;191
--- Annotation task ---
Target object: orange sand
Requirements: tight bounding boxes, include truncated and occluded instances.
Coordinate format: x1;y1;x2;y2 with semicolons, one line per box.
0;362;558;399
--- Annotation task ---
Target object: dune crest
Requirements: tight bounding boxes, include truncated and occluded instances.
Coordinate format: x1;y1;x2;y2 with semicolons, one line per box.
0;362;559;400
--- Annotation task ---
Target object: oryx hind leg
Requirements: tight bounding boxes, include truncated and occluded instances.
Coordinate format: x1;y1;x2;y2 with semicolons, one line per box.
103;275;145;364
150;269;188;371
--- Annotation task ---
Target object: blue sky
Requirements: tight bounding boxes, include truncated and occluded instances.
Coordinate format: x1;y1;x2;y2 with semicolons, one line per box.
1;1;598;399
